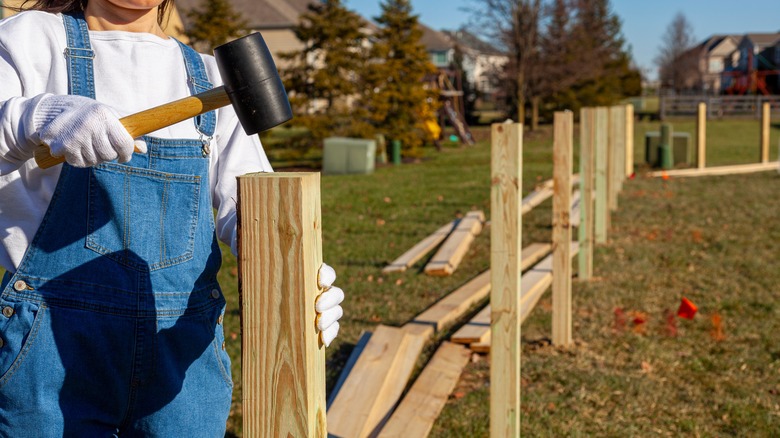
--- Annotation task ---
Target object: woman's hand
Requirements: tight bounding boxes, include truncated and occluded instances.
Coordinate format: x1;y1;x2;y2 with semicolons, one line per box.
33;94;142;167
316;263;344;347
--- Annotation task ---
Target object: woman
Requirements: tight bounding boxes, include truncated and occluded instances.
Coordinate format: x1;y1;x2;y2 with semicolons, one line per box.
0;1;343;436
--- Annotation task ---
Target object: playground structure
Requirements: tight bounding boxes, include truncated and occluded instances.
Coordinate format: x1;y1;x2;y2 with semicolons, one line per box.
722;50;780;96
235;103;636;436
428;69;475;146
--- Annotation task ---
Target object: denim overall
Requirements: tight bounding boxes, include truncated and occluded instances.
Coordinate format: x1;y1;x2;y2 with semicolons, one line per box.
0;13;232;437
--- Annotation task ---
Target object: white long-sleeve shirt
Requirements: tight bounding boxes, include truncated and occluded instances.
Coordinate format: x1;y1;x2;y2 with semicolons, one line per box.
0;11;273;272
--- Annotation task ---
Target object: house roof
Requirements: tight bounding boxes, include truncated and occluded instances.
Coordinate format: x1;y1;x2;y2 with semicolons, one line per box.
442;29;503;56
175;0;318;29
418;22;452;52
743;33;780;49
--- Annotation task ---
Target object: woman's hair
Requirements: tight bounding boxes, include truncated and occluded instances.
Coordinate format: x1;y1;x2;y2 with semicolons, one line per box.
11;0;175;25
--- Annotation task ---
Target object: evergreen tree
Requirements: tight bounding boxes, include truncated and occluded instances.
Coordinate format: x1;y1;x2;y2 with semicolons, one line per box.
567;0;629;107
182;0;247;53
279;0;370;143
537;0;578;110
361;0;438;155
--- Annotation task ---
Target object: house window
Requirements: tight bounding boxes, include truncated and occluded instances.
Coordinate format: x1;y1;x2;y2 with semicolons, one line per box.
430;52;448;66
709;58;723;73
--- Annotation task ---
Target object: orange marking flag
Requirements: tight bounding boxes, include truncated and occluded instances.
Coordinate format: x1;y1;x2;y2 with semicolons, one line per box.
677;297;698;320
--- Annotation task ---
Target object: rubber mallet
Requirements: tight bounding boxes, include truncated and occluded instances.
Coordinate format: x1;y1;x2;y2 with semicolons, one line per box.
35;32;292;169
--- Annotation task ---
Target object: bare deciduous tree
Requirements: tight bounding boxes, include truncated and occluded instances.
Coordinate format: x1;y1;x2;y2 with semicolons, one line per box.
467;0;543;124
655;12;697;93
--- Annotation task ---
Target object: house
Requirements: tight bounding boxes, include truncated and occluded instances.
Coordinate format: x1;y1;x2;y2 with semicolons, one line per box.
175;0;315;65
441;29;508;105
694;35;738;93
419;23;454;68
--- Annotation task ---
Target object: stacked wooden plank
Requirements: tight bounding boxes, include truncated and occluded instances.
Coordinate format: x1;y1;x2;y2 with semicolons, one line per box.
382;221;457;273
424;211;485;276
451;242;579;353
327;325;427;437
408;242;551;336
381;178;574;275
377;342;471;438
327;243;552;437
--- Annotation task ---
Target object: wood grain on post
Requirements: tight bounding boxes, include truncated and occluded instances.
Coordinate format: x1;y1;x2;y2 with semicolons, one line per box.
697;102;707;169
625;104;634;177
552;111;573;346
237;172;326;438
578;108;594;280
490;123;522;438
594;107;609;244
761;102;770;163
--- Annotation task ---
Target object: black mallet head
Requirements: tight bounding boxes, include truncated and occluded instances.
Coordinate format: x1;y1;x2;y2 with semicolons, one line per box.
214;33;293;135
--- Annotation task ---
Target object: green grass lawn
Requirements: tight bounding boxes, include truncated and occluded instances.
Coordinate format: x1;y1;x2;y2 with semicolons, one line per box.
219;118;780;435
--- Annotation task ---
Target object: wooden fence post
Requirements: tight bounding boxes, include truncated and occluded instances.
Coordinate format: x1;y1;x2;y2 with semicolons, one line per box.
625;104;634;177
594;107;609;244
697;102;707;169
608;106;623;212
578;108;594;280
761;102;770;163
237;172;327;438
552;112;573;346
490;123;522;438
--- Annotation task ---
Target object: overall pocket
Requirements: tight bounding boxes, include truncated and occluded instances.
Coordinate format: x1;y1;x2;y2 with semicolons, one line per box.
86;163;200;272
0;300;44;387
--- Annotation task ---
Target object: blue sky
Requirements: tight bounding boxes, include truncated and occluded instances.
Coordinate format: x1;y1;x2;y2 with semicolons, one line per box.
346;0;780;79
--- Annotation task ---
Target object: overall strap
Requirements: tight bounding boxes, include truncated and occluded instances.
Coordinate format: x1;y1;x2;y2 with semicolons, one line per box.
61;13;95;99
176;40;217;139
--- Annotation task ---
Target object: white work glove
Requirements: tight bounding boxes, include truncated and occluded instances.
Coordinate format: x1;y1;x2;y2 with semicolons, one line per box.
316;263;344;347
33;94;143;167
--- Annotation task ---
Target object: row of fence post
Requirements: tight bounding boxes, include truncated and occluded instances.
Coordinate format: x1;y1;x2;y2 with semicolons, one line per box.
231;104;635;436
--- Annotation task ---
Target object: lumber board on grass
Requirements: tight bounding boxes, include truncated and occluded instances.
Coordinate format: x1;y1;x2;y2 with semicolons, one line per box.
470;332;491;353
378;342;471;438
451;304;492;344
237;172;326;437
471;243;580;353
571;190;581;228
453;269;552;347
327;331;372;408
521;186;553;215
424;211;484;276
409;243;551;335
382;221;456;273
648;161;779;178
326;325;426;438
451;253;561;346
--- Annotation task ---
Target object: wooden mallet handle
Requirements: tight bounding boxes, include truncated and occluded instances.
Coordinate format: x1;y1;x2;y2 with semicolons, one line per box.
34;86;230;169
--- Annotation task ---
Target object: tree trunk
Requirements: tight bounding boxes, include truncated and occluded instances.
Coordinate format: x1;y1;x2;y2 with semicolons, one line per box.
531;96;540;131
516;70;525;124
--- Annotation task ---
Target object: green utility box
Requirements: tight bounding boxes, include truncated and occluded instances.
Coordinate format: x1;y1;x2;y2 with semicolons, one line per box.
322;137;376;174
645;131;691;167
